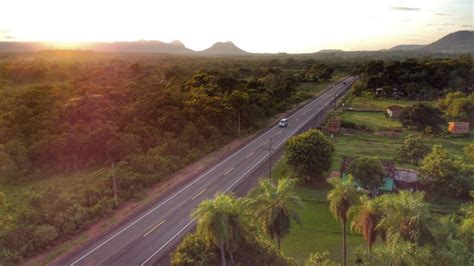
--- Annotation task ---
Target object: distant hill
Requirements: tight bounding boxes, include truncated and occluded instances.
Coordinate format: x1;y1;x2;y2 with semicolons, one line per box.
389;31;474;53
419;30;474;53
0;30;472;55
389;44;424;51
317;49;345;53
0;40;193;54
200;41;248;55
0;42;51;53
87;40;193;54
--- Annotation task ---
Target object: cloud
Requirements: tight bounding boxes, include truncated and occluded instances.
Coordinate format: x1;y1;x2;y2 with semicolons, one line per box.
390;6;420;11
435;13;452;16
427;23;454;27
461;24;473;28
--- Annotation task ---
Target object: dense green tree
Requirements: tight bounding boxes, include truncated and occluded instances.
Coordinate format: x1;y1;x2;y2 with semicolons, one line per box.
465;144;474;162
246;177;303;249
418;145;466;196
286;129;335;180
305;251;339;266
349;157;384;192
357;240;432;265
399;103;445;133
0;192;13;230
327;176;359;266
172;233;220;266
438;92;474;122
396;133;431;165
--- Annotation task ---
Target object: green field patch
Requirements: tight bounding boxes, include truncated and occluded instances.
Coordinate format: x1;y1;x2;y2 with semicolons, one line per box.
342;111;402;131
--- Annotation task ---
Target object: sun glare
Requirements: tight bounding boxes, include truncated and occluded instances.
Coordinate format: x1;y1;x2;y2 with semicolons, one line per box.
0;0;472;52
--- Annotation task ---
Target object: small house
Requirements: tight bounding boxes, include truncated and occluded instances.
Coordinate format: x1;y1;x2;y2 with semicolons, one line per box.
386;105;403;118
448;122;470;134
340;157;396;193
394;167;418;191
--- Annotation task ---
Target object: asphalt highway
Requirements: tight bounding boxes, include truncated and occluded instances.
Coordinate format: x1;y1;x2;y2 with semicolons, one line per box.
62;76;357;266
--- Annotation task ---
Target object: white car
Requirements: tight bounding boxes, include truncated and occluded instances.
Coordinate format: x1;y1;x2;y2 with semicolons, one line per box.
278;118;288;127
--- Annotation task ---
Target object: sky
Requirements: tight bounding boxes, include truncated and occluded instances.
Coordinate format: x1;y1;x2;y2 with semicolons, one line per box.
0;0;472;53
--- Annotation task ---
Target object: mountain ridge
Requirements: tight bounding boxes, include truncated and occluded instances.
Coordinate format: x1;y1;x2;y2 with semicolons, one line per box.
0;30;472;55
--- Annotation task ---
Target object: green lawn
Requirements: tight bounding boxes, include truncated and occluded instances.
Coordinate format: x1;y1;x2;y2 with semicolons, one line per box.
347;95;425;109
342;111;402;131
331;132;405;171
281;186;364;265
271;160;364;265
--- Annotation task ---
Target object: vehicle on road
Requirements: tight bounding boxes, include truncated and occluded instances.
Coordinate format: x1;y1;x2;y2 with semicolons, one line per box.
278;118;288;127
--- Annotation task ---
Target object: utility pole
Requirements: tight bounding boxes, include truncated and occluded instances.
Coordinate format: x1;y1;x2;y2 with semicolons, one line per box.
264;137;274;180
112;162;118;206
334;92;337;119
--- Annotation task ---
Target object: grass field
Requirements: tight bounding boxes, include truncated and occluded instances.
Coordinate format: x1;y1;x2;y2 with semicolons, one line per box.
347;95;426;109
267;95;473;264
342;111;402;131
271;159;364;265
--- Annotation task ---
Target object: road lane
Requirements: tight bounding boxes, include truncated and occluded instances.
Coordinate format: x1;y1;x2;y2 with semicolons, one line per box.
63;76;357;266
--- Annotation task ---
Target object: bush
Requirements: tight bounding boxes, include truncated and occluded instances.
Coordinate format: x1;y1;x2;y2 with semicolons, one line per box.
396;134;431;165
399;104;445;134
286;129;335;180
349;157;384;192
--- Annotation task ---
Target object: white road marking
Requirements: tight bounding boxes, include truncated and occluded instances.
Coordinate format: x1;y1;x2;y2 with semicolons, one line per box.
71;78;356;266
69;117;280;265
143;220;166;237
140;219;195;266
139;78;356;266
223;168;234;176
246;151;255;158
192;188;207;200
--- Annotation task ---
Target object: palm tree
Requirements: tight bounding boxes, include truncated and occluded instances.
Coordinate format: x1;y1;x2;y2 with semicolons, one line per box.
376;191;434;246
350;195;380;251
327;176;359;266
192;193;242;266
246;177;303;249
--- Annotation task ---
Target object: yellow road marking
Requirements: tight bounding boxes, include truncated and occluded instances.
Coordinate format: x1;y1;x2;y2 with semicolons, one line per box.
143;220;166;237
192;188;207;200
246;151;255;158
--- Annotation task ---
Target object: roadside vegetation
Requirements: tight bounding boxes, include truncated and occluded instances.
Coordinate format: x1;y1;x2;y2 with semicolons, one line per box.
0;52;344;263
0;51;472;264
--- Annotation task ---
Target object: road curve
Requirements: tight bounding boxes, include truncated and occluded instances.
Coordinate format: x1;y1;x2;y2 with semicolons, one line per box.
61;76;357;266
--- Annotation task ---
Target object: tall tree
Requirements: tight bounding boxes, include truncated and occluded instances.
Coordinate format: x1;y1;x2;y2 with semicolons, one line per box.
399;103;445;133
327;176;359;266
349;195;380;251
192;193;243;266
396;133;431;165
246;177;303;249
349;157;384;193
377;191;434;246
419;145;466;196
286;129;335;181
